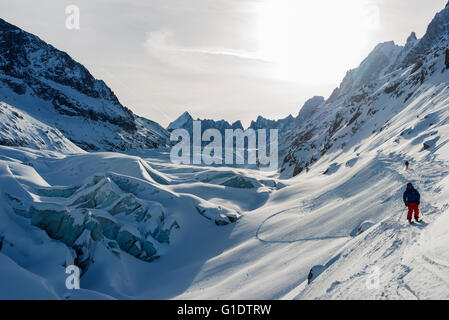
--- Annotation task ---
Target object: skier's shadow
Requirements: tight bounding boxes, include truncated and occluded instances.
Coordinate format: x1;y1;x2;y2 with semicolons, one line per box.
411;221;428;229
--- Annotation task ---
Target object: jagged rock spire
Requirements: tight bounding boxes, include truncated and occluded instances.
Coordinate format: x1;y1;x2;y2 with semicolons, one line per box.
407;32;417;44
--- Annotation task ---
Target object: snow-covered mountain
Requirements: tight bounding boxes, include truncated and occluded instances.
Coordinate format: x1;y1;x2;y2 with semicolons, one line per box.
167;111;244;133
2;3;449;300
0;18;169;152
278;2;449;178
169;96;325;134
168;1;449;180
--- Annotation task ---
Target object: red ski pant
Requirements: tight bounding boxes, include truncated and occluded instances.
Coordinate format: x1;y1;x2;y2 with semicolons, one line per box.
407;203;420;219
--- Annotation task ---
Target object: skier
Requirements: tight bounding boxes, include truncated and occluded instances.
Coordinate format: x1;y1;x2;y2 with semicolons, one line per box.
405;160;409;170
403;182;421;224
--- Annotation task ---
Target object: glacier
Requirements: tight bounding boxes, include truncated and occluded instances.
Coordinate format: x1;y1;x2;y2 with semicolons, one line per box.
2;2;449;300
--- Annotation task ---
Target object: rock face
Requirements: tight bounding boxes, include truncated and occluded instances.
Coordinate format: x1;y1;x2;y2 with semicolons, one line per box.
0;18;169;151
401;2;449;67
167;111;194;131
168;111;244;134
168;96;325;164
295;96;325;124
332;41;403;99
445;49;449;69
167;112;247;160
308;265;326;285
169;97;326;135
249;114;296;132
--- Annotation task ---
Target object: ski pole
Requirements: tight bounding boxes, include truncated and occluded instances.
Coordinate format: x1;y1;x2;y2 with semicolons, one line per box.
398;205;406;222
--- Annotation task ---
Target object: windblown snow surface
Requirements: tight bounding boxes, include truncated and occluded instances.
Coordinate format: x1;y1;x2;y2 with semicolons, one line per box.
1;83;449;300
2;52;449;298
2;4;449;301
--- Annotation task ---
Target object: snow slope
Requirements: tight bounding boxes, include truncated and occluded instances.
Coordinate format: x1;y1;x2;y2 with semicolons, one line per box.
2;74;449;299
1;128;448;299
0;147;347;299
279;2;449;178
0;101;83;153
293;163;449;300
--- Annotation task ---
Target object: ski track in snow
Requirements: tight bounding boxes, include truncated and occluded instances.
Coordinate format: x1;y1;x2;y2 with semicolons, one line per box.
4;2;449;300
2;145;449;300
256;206;349;243
294;156;449;300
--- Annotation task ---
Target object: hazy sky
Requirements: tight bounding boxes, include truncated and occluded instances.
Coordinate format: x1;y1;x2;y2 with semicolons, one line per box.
1;0;447;127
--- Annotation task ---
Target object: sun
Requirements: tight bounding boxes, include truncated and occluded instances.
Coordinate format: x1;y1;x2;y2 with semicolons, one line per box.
255;0;377;85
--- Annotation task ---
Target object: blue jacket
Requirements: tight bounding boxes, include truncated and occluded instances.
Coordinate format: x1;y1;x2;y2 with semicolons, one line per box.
403;186;420;205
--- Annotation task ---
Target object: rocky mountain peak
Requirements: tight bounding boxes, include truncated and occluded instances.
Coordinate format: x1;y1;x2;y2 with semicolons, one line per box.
401;2;449;67
406;32;418;45
0;18;169;151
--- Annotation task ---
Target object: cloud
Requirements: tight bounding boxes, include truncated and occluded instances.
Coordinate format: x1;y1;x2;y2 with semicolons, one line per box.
144;28;269;76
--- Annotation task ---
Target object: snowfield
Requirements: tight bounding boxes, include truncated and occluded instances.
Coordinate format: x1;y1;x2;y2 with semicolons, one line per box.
1;116;449;299
2;1;449;301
